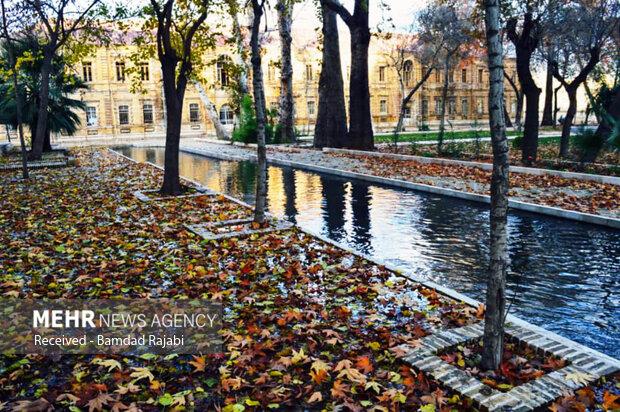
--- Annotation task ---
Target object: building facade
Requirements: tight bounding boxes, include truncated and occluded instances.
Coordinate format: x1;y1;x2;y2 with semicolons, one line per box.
66;29;518;140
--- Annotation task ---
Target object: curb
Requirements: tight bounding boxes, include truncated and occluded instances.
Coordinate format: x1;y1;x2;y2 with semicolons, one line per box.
322;147;620;186
179;146;620;230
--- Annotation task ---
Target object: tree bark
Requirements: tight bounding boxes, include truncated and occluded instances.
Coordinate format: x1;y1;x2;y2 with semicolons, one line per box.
276;0;295;143
581;86;620;163
314;3;347;148
503;102;513;128
29;44;55;160
193;80;229;140
541;62;554;126
507;13;541;165
231;10;249;96
250;0;268;224
559;87;577;157
553;85;561;126
160;60;185;195
437;59;450;153
324;0;374;150
551;47;600;158
1;0;29;180
348;24;373;150
504;71;523;131
394;67;434;136
482;0;509;372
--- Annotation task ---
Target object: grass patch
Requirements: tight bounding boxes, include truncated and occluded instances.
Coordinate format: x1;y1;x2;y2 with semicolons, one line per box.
375;129;522;144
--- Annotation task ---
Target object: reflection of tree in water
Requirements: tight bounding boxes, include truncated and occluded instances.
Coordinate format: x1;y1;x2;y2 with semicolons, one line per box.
146;149;156;164
350;183;373;255
282;167;297;224
320;175;346;242
416;195;489;296
505;217;535;311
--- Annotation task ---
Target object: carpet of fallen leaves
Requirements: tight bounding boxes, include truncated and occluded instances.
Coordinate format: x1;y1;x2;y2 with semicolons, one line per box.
328;153;620;217
439;339;565;392
0;149;486;411
549;372;620;412
379;140;620;176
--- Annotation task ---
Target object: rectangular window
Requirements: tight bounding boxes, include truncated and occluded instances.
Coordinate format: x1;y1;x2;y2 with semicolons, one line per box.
143;104;153;124
449;70;454;83
116;62;126;82
86;106;97;126
461;68;467;83
448;97;456;115
118;105;129;125
82;62;93;82
305;64;313;81
478;68;484;83
140;63;149;81
477;97;484;114
307;100;316;117
461;98;469;116
379;66;386;82
189;103;200;123
379;99;387;114
434;97;443;114
404;106;411;119
421;99;429;116
435;70;441;83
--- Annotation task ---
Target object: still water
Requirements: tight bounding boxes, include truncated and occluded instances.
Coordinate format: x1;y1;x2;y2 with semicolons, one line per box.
117;146;620;358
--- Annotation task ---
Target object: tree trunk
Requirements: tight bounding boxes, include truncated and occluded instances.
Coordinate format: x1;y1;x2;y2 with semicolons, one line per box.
348;25;373;150
553;85;561;126
160;61;185;196
395;68;434;136
437;59;450;153
276;0;295;144
515;91;523;132
522;86;540;164
43;128;52;151
251;0;268;224
503;102;513;128
314;3;347;148
541;62;554;126
559;87;577;158
507;13;541;165
4;30;29;180
232;11;249;96
581;86;620;163
193;80;229;140
482;0;509;372
30;45;55;160
504;72;523;132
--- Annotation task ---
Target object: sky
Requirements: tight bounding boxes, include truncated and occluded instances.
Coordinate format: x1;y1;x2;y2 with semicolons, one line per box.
290;0;427;33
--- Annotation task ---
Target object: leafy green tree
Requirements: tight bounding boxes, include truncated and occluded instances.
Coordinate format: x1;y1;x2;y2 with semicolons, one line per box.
0;35;87;147
24;0;107;160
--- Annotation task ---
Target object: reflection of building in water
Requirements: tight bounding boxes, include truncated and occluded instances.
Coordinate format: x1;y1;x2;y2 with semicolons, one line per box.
62;26;516;140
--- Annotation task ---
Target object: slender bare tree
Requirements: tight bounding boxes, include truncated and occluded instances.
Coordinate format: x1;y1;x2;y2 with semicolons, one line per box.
548;0;619;158
482;0;510;371
250;0;268;223
0;0;28;179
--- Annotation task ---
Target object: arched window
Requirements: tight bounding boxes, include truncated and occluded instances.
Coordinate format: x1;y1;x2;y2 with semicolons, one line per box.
216;56;231;87
219;105;234;125
403;60;413;86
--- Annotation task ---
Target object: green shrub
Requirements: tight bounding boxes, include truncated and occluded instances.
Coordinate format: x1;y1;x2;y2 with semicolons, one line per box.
511;134;523;149
574;127;604;152
418;123;430;131
232;95;258;144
